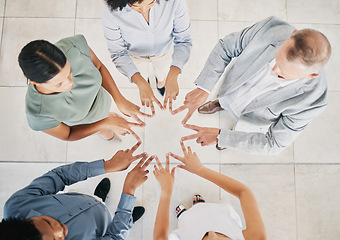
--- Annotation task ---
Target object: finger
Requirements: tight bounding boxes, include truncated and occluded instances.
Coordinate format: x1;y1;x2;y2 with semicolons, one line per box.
141;156;154;170
135;155;148;169
146;101;150;108
127;121;144;127
181;109;194;124
187;146;192;154
129;129;141;142
150;103;155;116
183;123;201;131
131;152;147;161
130;141;142;153
171;166;176;176
141;100;145;106
131;114;146;126
163;95;168;109
153;97;163;110
154;164;159;171
166;153;170;171
155;156;163;169
180;141;188;155
169;98;173;112
139;110;152;118
196;137;202;144
171;104;187;115
176;164;186;169
181;133;200;141
169;152;184;163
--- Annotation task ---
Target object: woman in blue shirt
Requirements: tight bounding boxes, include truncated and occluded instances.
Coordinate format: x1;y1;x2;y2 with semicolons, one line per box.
102;0;192;115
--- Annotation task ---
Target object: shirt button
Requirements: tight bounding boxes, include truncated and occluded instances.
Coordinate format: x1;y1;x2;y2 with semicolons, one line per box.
69;213;73;216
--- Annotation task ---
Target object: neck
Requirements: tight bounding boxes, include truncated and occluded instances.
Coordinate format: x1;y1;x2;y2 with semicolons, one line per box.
34;85;56;95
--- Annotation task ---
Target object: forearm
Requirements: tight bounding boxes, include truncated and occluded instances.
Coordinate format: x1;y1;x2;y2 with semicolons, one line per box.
103;193;136;240
154;191;172;240
197;167;249;199
131;73;148;89
67;119;107;141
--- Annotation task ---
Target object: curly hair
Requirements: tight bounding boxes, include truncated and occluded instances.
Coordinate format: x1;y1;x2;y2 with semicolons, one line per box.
18;39;67;83
0;217;42;240
105;0;167;11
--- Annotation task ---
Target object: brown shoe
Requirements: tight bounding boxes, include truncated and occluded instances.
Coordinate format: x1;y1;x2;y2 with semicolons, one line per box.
198;99;223;114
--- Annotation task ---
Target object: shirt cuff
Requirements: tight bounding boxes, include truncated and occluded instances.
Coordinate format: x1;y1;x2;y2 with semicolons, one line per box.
117;193;136;212
88;160;106;177
217;128;232;149
196;85;211;94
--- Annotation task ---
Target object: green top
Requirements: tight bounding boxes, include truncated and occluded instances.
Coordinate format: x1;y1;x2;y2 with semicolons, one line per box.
25;35;112;131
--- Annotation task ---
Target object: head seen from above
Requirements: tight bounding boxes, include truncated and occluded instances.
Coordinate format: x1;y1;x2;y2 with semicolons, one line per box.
273;29;331;80
18;40;73;93
105;0;159;13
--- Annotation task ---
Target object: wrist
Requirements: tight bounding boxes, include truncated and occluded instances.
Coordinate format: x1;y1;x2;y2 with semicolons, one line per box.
160;189;173;199
131;73;146;87
122;185;135;196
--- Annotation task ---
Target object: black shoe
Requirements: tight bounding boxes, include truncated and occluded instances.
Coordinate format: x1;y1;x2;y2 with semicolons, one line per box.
156;77;165;96
132;206;145;223
94;178;110;202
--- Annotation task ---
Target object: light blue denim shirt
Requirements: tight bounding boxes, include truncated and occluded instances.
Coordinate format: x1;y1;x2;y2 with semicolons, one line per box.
102;0;192;80
3;160;136;240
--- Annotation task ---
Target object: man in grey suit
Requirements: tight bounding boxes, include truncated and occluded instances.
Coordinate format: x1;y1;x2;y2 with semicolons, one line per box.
172;16;331;155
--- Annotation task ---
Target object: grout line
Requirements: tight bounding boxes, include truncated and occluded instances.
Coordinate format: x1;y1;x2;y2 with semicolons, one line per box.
294;164;299;240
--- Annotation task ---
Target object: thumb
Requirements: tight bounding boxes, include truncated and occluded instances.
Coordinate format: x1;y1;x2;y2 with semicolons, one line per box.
171;167;176;176
176;164;186;170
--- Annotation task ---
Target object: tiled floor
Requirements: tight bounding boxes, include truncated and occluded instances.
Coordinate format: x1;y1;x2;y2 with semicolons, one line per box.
0;0;339;239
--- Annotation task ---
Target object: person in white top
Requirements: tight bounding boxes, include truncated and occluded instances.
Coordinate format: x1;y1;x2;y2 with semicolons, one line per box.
153;141;267;240
102;0;192;116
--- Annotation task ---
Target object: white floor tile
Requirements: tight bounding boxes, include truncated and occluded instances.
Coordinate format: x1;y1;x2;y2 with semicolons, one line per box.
294;92;340;163
180;21;218;89
218;0;286;22
5;0;76;18
186;0;218;20
0;87;67;162
0;18;75;86
0;0;4;17
220;164;296;240
287;0;340;24
76;0;104;19
296;165;340;239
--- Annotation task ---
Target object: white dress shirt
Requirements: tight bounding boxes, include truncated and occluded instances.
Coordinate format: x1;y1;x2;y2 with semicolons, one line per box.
102;0;192;80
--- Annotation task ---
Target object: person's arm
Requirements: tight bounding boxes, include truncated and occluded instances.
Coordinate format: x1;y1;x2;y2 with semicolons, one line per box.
89;47;150;125
43;114;141;141
170;141;267;240
163;0;192;110
153;155;176;240
217;89;328;155
102;156;153;240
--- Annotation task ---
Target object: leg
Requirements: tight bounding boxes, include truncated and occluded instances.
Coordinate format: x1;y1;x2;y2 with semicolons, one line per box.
151;48;173;89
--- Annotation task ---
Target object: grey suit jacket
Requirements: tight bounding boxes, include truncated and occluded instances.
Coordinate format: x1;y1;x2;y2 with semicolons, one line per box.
195;16;328;155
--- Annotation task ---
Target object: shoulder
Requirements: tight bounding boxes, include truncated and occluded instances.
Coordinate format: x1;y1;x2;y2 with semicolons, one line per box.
55;34;90;58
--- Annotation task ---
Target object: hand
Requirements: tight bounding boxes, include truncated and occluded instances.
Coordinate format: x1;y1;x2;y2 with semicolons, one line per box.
169;141;205;175
103;113;142;141
123;155;154;196
104;141;146;172
116;97;151;125
132;73;164;116
153;154;176;194
163;66;180;112
171;88;209;124
182;124;219;146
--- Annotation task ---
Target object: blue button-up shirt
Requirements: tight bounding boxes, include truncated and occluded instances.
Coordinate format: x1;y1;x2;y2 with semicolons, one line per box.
3;160;136;240
102;0;192;80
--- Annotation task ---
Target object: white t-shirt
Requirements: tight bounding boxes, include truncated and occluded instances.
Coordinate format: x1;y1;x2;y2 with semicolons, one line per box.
168;203;245;240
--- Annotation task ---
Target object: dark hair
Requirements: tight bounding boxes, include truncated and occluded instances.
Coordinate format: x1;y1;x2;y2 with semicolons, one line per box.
105;0;166;11
287;29;331;69
18;40;67;83
0;218;42;240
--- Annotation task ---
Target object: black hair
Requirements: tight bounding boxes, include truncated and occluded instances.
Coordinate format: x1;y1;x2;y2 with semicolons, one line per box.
18;39;67;83
105;0;167;11
0;217;42;240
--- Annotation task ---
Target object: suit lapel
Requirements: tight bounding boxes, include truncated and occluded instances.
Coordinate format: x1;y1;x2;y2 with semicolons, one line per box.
226;44;278;94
